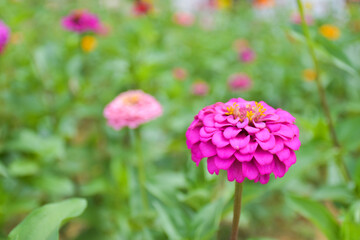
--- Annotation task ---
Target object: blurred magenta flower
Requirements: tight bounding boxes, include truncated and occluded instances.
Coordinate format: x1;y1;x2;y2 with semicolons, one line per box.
132;1;152;16
239;47;255;63
104;90;162;130
173;67;187;81
228;73;252;91
61;9;103;34
173;12;194;27
186;98;300;184
291;13;314;25
191;81;209;96
0;20;10;54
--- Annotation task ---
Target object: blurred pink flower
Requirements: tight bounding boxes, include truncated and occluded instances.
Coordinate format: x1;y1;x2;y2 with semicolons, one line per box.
191;81;209;96
239;47;256;63
0;20;10;54
133;1;152;16
291;13;314;25
228;73;252;91
62;9;104;34
186;98;300;184
173;12;194;27
173;67;187;81
104;90;162;130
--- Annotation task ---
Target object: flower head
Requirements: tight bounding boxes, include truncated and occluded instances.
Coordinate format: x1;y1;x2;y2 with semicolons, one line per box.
104;90;162;130
239;47;256;63
0;20;10;54
291;13;314;25
228;73;252;91
191;81;209;96
303;69;316;81
61;9;103;34
133;1;153;16
81;35;97;53
173;12;194;27
217;0;232;9
254;0;275;8
319;24;340;40
186;98;300;184
173;67;187;81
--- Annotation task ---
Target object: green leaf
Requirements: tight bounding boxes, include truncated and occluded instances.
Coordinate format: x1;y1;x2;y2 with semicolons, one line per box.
341;201;360;240
8;198;87;240
286;195;340;240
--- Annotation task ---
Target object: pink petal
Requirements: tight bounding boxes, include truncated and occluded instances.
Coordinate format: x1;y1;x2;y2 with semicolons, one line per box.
216;145;236;159
223;127;242;139
290;125;299;136
214;156;235;170
191;143;203;159
236;118;249;128
207;157;219;175
234;152;253;162
274;124;294;139
268;136;284;154
257;134;276;150
239;141;258;154
255;128;270;141
244;126;260;134
200;127;214;138
214;114;226;122
212;131;230;148
276;147;290;162
214;122;232;128
253;121;266;129
229;134;250;150
227;161;244;182
273;158;286;178
204;127;217;133
186;127;200;145
259;174;270;184
227;115;239;124
284;137;301;151
266;123;281;132
242;161;259;180
203;114;215;127
282;150;296;167
255;160;274;175
254;148;273;165
199;141;217;157
261;114;279;122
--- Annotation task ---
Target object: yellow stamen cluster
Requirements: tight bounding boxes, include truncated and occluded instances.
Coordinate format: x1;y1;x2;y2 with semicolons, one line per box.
123;95;140;105
225;101;266;122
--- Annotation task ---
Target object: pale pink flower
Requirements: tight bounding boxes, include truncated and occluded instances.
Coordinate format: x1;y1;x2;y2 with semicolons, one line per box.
239;47;256;63
173;12;195;27
228;73;252;91
291;13;314;25
173;67;187;81
61;9;104;34
0;20;10;54
186;98;300;184
104;90;162;130
192;81;209;96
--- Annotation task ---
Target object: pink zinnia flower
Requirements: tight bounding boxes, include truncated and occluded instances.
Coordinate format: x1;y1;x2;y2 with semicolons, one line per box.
104;90;162;130
192;81;209;96
186;98;300;184
173;12;194;27
239;47;256;63
61;9;103;34
173;67;187;81
291;13;314;25
0;20;10;54
133;1;152;16
228;73;252;91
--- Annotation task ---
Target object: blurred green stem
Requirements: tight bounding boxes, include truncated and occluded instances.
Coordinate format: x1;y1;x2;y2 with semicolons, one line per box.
133;127;149;210
296;0;351;182
230;182;243;240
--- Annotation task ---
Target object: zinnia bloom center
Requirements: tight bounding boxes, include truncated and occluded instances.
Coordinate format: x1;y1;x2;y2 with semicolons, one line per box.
225;102;266;122
123;95;140;105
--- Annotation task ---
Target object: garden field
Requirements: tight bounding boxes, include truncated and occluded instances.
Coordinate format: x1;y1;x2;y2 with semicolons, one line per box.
1;0;360;239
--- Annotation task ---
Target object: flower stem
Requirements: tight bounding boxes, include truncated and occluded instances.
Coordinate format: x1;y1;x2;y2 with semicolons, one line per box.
134;127;149;210
296;0;351;182
230;181;243;240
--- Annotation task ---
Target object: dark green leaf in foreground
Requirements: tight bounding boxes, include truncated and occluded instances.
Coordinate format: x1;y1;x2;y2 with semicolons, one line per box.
8;198;87;240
